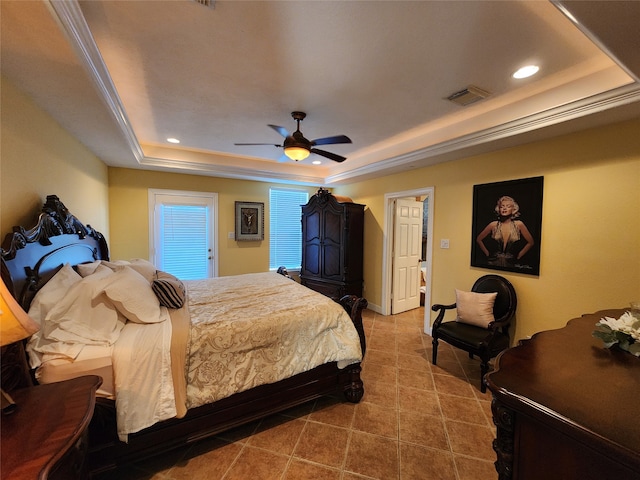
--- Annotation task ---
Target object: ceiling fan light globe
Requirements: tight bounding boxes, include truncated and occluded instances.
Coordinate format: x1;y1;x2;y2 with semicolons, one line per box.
284;146;310;161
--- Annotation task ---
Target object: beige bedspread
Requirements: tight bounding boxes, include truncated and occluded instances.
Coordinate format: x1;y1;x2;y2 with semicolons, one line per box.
183;272;363;409
28;267;362;441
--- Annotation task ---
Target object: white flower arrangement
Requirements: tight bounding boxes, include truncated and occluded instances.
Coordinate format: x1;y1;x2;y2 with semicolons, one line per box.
593;311;640;356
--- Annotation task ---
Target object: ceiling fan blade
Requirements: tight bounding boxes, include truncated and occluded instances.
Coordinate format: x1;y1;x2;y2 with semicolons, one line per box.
234;143;283;147
311;135;352;146
311;148;346;163
268;125;291;138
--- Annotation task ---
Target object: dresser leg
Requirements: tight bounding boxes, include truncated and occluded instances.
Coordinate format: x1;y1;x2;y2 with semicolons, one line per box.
491;398;515;480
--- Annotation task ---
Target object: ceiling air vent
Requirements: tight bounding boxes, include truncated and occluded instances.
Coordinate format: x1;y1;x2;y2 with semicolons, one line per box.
447;86;490;106
192;0;215;8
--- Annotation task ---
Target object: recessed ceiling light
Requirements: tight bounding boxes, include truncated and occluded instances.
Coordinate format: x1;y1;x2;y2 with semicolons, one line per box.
312;160;322;165
513;65;539;79
167;137;180;144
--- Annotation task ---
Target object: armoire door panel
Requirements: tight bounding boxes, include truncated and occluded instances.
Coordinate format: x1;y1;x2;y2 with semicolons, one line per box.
303;211;321;242
322;209;343;245
302;244;321;276
322;244;342;279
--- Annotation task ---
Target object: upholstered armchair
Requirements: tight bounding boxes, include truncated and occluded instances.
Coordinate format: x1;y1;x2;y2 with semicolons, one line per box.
431;275;517;393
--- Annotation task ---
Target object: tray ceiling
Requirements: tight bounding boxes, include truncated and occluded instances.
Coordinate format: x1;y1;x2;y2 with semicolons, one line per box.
2;0;639;185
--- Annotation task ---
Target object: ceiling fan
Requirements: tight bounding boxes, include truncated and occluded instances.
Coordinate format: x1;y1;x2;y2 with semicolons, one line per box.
235;111;352;163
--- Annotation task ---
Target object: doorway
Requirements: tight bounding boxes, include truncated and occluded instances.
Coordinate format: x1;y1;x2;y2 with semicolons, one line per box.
391;197;423;315
382;187;434;334
148;189;218;279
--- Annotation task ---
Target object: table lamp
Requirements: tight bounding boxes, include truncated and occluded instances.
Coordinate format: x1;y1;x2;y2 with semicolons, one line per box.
0;277;40;414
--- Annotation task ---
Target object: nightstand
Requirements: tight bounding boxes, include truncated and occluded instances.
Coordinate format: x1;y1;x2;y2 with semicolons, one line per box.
1;375;102;480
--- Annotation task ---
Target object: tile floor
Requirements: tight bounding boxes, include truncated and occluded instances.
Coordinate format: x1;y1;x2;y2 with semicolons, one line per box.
93;307;499;480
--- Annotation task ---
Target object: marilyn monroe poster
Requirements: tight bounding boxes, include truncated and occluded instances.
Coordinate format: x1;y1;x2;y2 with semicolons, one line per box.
471;176;543;276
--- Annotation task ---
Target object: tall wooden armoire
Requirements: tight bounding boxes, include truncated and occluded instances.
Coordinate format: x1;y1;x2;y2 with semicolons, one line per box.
300;188;365;299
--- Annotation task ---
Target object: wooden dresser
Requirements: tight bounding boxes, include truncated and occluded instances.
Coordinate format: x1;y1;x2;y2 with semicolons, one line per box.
300;188;364;300
486;309;640;480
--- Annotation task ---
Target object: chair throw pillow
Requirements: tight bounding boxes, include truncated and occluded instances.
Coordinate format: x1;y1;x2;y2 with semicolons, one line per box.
152;271;186;309
455;289;497;328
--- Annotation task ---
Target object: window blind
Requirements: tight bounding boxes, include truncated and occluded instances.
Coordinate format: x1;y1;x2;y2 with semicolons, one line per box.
160;204;209;280
269;188;308;270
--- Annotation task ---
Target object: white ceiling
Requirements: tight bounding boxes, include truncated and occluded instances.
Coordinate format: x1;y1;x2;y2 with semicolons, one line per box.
2;0;639;186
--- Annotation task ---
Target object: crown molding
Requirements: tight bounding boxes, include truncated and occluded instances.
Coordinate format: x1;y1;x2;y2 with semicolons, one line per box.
139;156;326;186
47;0;144;163
49;0;640;187
325;82;640;185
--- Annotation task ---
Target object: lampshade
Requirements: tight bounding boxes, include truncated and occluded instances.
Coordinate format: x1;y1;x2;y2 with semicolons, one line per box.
0;278;39;347
284;146;310;161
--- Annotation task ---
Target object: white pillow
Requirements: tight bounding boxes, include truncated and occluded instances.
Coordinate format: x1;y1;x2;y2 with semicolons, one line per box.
102;266;162;323
43;266;124;345
76;260;128;276
76;260;101;277
78;259;157;282
28;263;82;324
127;258;157;283
455;289;497;328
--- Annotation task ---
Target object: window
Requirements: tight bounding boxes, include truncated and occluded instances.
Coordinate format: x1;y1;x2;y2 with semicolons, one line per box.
269;188;309;270
149;190;217;280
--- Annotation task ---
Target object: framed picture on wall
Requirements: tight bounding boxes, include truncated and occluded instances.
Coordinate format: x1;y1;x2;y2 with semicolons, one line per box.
235;201;264;241
471;176;543;276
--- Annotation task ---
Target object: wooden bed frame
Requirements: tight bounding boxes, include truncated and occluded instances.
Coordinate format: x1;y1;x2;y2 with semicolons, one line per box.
0;195;368;475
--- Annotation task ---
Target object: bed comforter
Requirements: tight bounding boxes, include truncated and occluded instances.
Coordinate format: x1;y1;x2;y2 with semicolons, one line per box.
26;264;362;441
184;272;362;408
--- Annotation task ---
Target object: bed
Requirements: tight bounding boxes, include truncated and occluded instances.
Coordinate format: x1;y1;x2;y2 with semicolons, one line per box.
0;195;367;475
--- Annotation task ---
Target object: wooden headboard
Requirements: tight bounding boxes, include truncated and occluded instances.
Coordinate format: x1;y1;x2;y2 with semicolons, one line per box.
1;195;109;390
1;195;109;311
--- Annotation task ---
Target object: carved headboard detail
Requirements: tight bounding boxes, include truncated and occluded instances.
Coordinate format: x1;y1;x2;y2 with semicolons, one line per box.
1;195;109;310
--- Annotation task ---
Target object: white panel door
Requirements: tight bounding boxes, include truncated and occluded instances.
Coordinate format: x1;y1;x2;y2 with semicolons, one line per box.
391;198;423;314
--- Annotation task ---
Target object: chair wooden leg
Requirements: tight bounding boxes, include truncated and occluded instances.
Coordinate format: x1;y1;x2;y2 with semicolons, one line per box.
432;337;439;365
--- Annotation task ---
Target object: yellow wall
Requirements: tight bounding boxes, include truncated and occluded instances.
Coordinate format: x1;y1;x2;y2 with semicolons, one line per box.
108;168;318;276
3;73;639;343
0;76;109;237
334;119;640;341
